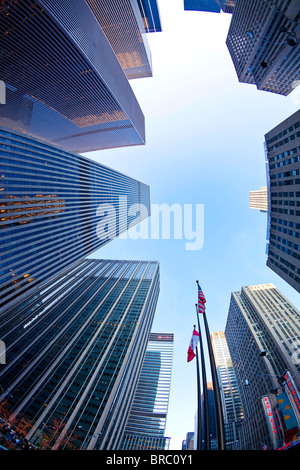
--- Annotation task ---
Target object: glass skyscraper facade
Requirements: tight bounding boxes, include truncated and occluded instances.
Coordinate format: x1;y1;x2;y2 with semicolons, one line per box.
0;0;163;453
265;109;300;294
0;128;150;315
226;0;300;96
137;0;162;33
0;258;159;450
184;0;221;13
225;284;300;450
215;0;235;13
211;331;243;450
182;431;194;450
122;332;174;450
183;0;234;14
0;0;161;153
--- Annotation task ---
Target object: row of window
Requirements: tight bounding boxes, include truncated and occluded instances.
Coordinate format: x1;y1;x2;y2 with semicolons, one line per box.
266;121;300;146
270;155;300;169
268;254;300;287
270;168;300;179
269;146;299;163
271;207;300;216
272;191;300;198
271;177;300;187
271;224;299;239
269;239;300;262
271;199;300;207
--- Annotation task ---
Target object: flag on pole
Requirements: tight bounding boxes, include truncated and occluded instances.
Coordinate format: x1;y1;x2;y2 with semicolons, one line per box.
187;328;200;362
197;282;206;314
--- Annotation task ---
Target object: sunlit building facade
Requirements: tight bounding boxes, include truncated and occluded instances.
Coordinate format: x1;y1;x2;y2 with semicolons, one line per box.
0;128;150;315
0;0;161;153
122;333;174;450
226;0;300;96
249;187;268;212
211;332;243;450
225;284;300;450
265;109;300;294
0;258;160;450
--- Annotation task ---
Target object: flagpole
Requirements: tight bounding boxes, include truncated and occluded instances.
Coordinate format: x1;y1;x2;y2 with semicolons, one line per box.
196;280;226;450
194;324;202;451
195;305;210;450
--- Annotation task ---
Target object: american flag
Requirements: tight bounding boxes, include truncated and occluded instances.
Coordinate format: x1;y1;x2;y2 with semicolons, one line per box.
197;282;206;314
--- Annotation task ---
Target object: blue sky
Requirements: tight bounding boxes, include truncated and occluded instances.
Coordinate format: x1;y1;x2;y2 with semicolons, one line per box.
86;1;300;450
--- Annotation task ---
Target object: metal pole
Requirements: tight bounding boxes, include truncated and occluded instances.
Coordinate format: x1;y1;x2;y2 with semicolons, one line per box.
194;325;202;451
195;305;210;450
202;307;226;450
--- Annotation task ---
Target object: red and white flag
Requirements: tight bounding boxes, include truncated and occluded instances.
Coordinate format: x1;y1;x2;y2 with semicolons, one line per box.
197;282;206;314
187;328;200;362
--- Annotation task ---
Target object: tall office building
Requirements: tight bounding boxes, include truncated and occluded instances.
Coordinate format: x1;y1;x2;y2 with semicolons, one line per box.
122;332;174;450
184;0;221;13
0;128;150;315
249;187;268;212
0;258;160;450
225;284;300;450
182;431;194;450
215;0;235;14
211;332;243;450
84;0;159;80
206;383;217;449
265;109;300;293
137;0;162;33
226;0;300;96
184;0;234;14
0;0;161;153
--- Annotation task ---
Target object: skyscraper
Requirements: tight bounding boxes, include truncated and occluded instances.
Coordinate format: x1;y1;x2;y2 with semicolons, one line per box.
182;431;194;450
211;331;243;450
122;332;174;450
0;128;150;315
215;0;235;14
84;0;157;80
0;258;160;450
0;0;161;153
184;0;221;13
226;0;300;96
225;284;300;450
206;383;217;449
265;109;300;293
249;187;268;212
137;0;162;33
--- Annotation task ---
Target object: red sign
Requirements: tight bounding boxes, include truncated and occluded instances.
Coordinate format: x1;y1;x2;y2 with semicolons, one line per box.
283;371;300;429
261;395;280;449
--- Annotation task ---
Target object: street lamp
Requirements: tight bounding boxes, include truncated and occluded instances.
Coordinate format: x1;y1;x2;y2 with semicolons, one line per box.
0;386;13;399
244;375;283;393
78;425;101;450
245;27;299;69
